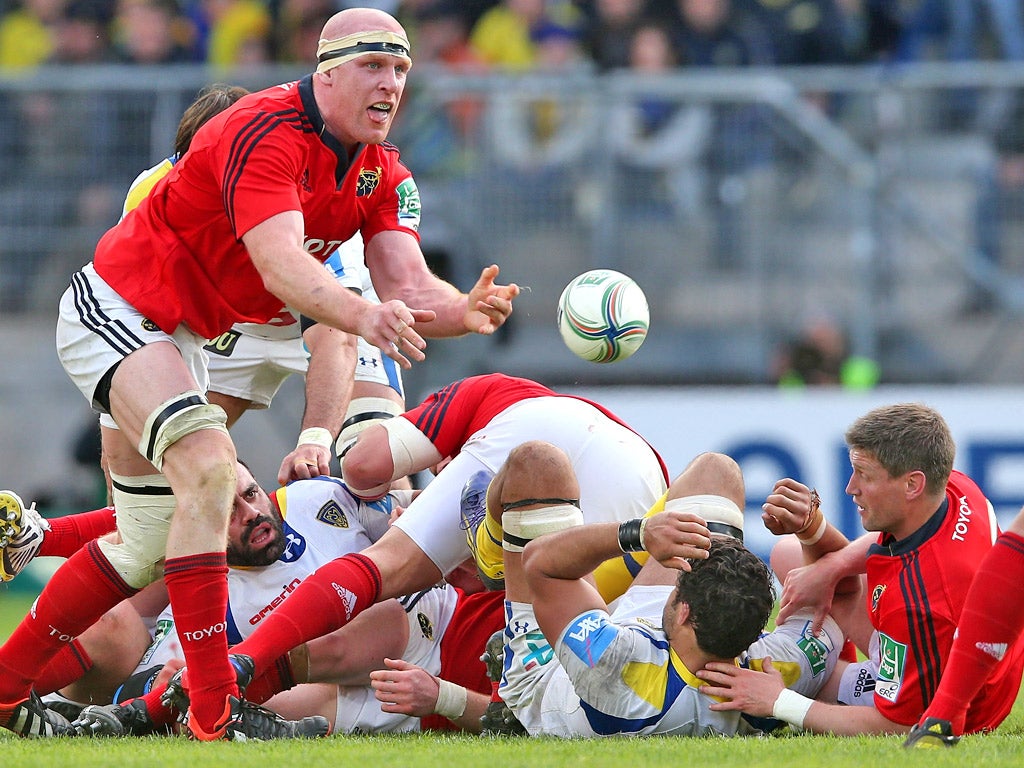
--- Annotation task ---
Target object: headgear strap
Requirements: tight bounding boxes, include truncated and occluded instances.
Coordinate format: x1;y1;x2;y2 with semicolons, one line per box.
316;30;412;74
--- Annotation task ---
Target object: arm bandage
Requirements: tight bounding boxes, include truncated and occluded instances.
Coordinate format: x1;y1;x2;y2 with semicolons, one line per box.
772;688;814;728
296;427;333;451
433;679;468;720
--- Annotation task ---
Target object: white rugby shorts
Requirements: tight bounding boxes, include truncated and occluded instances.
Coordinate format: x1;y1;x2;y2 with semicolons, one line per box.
56;263;209;414
393;396;666;577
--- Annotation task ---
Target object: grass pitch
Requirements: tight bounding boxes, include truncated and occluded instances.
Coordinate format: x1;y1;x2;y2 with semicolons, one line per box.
2;589;1024;768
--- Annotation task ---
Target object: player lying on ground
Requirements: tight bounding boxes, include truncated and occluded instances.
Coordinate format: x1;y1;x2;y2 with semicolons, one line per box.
480;443;844;737
0;463;501;735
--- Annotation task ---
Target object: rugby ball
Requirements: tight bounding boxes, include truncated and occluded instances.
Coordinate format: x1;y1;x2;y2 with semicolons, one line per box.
556;269;649;363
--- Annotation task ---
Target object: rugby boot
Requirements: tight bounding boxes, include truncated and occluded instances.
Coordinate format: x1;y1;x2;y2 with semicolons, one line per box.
902;717;960;749
161;653;255;712
479;630;525;736
73;698;161;737
0;490;47;581
459;470;504;590
185;695;329;741
0;691;77;738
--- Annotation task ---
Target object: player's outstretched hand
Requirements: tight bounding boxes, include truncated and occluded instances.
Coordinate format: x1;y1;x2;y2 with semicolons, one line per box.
761;478;819;536
365;301;434;368
278;442;332;486
643;510;712;572
465;265;520;335
369;657;441;718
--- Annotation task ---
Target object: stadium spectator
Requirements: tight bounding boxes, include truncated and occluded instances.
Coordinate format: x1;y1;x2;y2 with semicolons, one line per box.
606;21;713;218
0;0;65;69
110;0;193;64
966;88;1024;315
578;0;650;72
0;6;517;741
480;13;598;221
736;0;849;65
771;313;879;389
387;0;487;178
831;0;904;63
668;0;774;269
195;0;273;67
487;443;842;737
0;0;120;313
468;0;545;69
697;404;1024;737
209;373;671;701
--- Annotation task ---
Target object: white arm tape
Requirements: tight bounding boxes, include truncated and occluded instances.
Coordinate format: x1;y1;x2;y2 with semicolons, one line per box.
296;427;333;450
772;688;814;728
433;679;468;719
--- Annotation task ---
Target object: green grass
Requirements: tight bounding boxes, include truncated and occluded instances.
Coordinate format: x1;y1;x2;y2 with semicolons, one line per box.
3;589;1024;767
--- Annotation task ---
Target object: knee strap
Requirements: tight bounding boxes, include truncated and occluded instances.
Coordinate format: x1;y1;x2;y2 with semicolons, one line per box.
335;396;404;459
666;494;744;540
100;472;176;588
138;391;228;471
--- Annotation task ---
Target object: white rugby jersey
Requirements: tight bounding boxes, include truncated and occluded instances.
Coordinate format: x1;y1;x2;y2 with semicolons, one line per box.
507;585;839;737
226;476;396;642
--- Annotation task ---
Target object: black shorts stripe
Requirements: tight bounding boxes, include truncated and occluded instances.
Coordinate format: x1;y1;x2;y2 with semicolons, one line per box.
71;270;145;356
398;588;435;613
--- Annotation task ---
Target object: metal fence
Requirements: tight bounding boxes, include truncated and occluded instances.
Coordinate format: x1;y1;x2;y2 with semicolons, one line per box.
4;61;1024;387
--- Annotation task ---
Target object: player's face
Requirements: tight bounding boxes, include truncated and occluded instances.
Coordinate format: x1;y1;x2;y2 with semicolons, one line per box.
845;449;913;538
320;52;409;146
227;467;287;567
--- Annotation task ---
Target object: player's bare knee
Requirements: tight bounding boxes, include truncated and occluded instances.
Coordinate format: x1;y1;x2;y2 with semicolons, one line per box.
672;452;743;503
501;441;576;502
769;535;803;580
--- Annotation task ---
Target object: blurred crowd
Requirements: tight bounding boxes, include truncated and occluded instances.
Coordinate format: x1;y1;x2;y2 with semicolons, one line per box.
0;0;1019;74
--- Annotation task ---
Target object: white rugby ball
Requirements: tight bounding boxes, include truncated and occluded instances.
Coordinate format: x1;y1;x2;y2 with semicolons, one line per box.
556;269;649;363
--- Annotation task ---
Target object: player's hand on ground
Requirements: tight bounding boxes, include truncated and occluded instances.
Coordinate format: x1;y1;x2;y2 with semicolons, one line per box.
697;656;785;717
367;301;433;368
777;560;836;632
278;442;332;486
369;657;440;717
643;510;712;571
464;265;520;335
761;478;818;536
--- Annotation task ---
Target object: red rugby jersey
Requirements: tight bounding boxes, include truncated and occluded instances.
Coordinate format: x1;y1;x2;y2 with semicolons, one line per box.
865;469;1024;731
400;373;669;482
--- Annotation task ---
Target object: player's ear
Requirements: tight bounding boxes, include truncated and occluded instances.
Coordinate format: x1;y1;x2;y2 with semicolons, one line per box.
672;601;692;628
